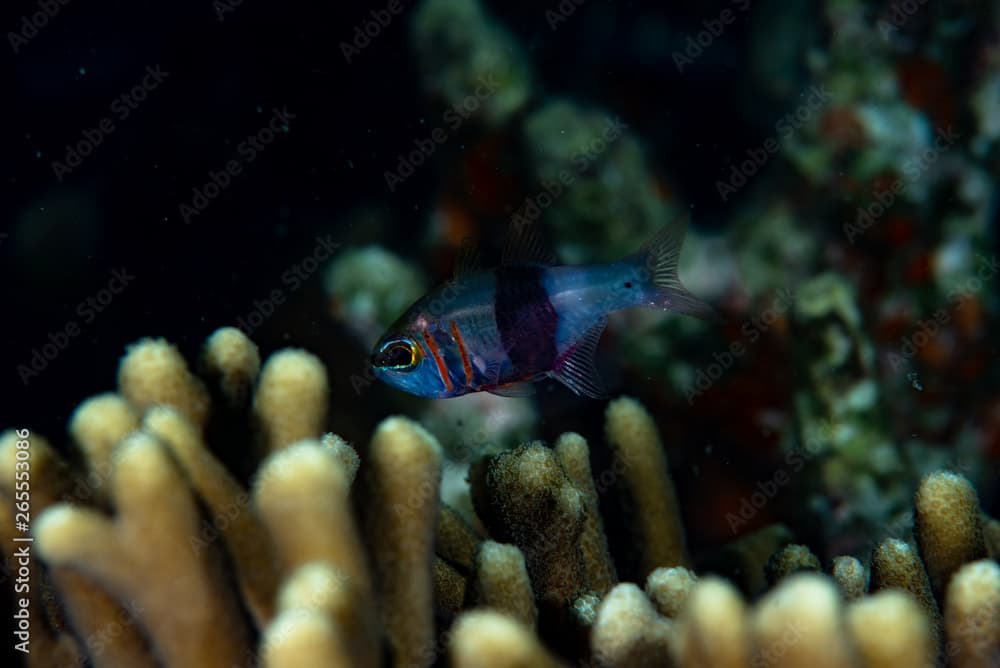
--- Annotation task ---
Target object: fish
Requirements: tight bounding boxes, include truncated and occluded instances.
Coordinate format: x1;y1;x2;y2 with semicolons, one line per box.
370;218;716;399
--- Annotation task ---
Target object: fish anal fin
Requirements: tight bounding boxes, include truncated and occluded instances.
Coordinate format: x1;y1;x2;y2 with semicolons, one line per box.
486;381;536;398
551;318;609;399
454;237;482;279
502;217;557;267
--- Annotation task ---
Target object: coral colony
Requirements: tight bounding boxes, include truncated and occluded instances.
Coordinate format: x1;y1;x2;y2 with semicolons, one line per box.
2;330;999;666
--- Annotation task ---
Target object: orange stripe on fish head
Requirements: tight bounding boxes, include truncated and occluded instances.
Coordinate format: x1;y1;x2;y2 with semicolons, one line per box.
450;320;474;390
421;329;453;394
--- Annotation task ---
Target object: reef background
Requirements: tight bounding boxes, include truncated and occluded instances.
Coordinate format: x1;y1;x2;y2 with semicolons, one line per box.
3;0;1000;665
4;0;786;435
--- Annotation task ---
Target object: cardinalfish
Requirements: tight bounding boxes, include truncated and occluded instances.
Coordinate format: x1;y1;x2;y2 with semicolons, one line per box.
370;219;716;398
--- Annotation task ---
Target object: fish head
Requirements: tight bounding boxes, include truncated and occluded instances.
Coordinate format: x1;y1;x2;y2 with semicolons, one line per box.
370;312;453;398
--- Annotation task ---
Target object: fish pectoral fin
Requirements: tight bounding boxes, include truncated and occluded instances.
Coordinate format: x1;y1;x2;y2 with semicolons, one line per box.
486;381;536;398
478;358;504;386
551;318;609;399
501;216;557;267
453;236;482;279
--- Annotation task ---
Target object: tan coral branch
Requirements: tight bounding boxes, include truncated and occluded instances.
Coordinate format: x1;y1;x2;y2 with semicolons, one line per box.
555;431;617;594
143;405;279;625
253;349;329;453
117;338;210;426
365;417;443;668
604;396;688;576
35;433;249;668
253;440;378;668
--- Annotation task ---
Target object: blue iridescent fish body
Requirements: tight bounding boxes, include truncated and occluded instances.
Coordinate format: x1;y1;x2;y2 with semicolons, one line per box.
370;219;715;398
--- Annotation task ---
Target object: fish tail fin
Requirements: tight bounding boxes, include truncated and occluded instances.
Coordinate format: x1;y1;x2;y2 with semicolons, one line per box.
634;216;721;322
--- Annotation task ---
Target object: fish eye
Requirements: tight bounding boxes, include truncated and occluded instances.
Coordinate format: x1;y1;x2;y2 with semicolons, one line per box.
373;339;420;371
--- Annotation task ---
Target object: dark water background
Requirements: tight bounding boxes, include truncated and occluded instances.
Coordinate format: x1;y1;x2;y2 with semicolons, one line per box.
2;0;767;433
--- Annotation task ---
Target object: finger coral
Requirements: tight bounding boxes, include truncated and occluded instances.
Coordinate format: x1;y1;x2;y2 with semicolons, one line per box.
590;583;672;668
145;405;278;624
199;326;261;405
252;349;329;454
671;576;750;668
117;338;210;427
473;541;537;628
263;560;370;667
644;565;697;619
253;440;378;668
364;417;442;667
555;431;617;595
914;471;988;600
870;537;940;638
846;590;935;667
751;574;857;668
764;543;822;585
944;559;1000;668
450;610;566;668
470;442;586;610
604;396;689;577
36;433;250;668
831;555;868;601
67;393;138;500
2;327;998;668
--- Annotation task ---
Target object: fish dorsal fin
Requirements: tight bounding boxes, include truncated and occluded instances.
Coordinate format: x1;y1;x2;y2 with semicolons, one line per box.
551;318;608;399
453;237;482;279
487;381;536;397
501;218;558;267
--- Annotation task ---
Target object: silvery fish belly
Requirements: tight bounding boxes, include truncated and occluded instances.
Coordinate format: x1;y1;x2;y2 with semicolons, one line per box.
370;219;716;399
